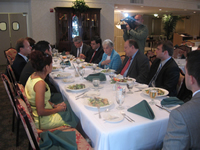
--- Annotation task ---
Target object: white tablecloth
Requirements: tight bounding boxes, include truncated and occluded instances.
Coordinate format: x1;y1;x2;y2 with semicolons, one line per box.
50;66;170;150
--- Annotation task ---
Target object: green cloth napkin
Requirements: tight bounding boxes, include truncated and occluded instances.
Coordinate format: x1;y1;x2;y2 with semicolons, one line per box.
60;61;71;66
84;73;106;82
39;130;77;150
62;51;66;55
161;97;184;106
127;100;155;120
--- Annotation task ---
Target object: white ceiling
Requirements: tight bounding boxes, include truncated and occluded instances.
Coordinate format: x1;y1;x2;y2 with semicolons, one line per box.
115;3;200;16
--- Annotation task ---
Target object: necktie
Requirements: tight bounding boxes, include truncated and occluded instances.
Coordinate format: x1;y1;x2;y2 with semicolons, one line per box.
77;48;80;57
120;57;132;75
89;50;97;63
149;63;162;87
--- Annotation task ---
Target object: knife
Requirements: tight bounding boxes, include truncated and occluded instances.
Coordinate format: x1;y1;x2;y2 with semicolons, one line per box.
75;91;88;98
155;104;170;113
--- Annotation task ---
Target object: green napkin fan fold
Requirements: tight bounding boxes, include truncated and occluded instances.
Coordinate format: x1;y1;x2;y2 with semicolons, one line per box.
127;100;155;120
161;97;184;106
84;73;106;82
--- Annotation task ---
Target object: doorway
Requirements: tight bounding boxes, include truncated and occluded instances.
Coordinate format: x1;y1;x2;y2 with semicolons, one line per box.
0;13;28;65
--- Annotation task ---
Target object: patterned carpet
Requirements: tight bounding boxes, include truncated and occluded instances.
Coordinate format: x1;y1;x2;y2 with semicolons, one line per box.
0;65;29;150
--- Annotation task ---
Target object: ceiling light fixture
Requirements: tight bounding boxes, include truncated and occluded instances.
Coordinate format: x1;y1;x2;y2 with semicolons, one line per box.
159;9;162;11
154;14;158;17
124;13;129;17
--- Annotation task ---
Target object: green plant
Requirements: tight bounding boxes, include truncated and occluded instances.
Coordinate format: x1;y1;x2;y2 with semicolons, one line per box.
72;0;89;13
162;14;181;40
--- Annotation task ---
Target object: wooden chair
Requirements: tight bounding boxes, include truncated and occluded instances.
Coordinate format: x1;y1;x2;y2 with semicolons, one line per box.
15;97;93;150
1;73;20;146
4;48;17;65
6;65;18;95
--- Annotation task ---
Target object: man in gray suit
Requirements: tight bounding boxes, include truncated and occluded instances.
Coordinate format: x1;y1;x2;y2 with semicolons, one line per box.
116;39;149;84
163;50;200;149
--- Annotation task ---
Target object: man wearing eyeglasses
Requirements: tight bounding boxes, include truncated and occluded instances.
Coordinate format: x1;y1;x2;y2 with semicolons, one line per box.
89;36;104;64
68;36;92;62
123;14;148;54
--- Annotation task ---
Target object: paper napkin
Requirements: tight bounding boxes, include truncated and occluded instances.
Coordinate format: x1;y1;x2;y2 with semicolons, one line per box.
84;73;106;82
39;130;77;150
161;97;184;106
127;100;155;120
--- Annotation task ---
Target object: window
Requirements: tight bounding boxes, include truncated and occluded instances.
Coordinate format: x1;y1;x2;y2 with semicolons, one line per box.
0;22;7;31
12;22;19;31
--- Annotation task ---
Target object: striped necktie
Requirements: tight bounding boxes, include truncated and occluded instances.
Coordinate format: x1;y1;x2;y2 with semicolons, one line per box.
149;63;162;87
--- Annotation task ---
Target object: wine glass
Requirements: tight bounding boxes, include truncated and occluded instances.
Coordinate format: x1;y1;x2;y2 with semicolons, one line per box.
126;80;134;94
92;64;97;73
149;88;157;105
53;57;58;64
92;78;100;91
61;63;66;72
116;90;125;110
76;58;81;66
78;68;85;80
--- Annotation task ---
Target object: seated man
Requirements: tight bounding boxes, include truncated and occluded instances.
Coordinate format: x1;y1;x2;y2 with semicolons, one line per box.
147;40;179;96
88;36;104;64
68;36;92;62
20;41;58;94
12;38;32;81
163;50;200;149
116;39;149;84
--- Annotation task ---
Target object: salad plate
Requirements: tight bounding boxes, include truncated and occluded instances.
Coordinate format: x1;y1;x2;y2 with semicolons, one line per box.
52;72;71;79
62;78;75;83
52;66;61;72
84;97;113;109
65;84;87;92
102;112;123;123
100;69;115;75
142;87;169;97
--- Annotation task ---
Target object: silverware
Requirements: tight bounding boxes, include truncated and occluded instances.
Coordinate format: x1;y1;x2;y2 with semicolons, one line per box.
76;91;88;98
121;111;135;122
155;104;170;113
134;89;142;92
97;105;101;119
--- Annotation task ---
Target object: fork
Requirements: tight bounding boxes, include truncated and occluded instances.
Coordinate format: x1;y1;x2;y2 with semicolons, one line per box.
121;111;134;122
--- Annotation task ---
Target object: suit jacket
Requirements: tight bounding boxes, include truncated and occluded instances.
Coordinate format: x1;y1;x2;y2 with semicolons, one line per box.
70;43;92;62
163;92;200;150
11;53;27;81
116;51;150;84
88;46;104;64
19;61;58;93
147;58;179;96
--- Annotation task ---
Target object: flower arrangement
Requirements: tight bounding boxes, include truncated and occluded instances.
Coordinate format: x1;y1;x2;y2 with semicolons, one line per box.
72;0;89;13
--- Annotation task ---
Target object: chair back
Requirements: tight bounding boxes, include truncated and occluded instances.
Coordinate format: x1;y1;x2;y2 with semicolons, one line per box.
17;83;34;119
15;97;40;150
1;73;18;116
7;65;18;93
4;48;17;65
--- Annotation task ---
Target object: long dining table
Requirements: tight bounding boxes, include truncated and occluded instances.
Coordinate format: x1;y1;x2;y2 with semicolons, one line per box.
49;62;170;150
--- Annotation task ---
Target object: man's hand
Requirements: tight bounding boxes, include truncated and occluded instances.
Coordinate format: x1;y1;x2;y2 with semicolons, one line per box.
65;51;70;55
79;54;86;59
126;24;131;30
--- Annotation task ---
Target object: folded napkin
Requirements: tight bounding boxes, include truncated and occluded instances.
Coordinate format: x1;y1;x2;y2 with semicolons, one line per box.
39;130;77;150
127;100;155;120
161;97;184;106
60;61;71;66
84;73;106;82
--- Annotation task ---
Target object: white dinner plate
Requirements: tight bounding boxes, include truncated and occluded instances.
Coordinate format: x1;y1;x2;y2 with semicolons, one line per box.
85;91;100;97
62;78;75;83
84;98;113;109
142;87;169;97
65;84;88;92
52;66;61;72
100;69;115;75
52;72;71;79
83;63;93;68
117;78;136;85
102;112;123;123
135;83;148;90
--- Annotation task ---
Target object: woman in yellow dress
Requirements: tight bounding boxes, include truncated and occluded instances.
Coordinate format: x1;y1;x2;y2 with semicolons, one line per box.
25;50;76;129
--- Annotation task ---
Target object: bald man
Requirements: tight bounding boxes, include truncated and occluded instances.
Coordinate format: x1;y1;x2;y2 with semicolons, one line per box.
123;15;148;54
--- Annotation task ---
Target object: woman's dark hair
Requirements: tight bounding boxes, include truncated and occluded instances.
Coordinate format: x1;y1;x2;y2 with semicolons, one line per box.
30;51;52;71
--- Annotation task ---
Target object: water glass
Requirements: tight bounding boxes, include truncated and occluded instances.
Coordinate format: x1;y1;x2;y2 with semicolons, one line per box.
92;78;100;91
61;64;66;72
116;90;125;110
92;64;97;73
149;88;157;105
78;68;85;80
126;80;134;94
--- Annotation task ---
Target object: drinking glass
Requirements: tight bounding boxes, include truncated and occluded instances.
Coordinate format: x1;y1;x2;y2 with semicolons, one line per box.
126;80;134;94
109;72;115;80
78;68;85;80
61;64;66;72
149;88;157;105
53;57;58;64
116;90;125;110
92;78;100;91
76;58;81;66
92;64;97;73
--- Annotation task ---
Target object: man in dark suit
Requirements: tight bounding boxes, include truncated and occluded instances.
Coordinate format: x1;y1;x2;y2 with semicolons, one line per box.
163;50;200;149
89;36;104;64
116;39;149;84
147;40;179;96
12;38;32;81
69;36;92;62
